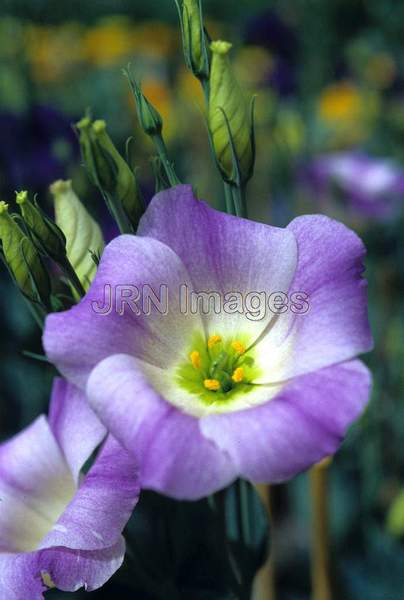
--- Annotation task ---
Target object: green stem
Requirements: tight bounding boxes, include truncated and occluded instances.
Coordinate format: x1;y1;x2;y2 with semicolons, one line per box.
224;182;236;215
201;78;210;105
231;184;247;218
24;297;46;329
310;460;333;600
151;134;181;187
237;479;251;546
102;191;133;235
59;256;86;299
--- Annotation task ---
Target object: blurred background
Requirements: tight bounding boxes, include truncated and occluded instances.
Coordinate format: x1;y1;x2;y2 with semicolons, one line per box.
1;0;404;598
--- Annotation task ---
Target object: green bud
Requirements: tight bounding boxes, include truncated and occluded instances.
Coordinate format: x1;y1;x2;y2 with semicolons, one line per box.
208;41;255;185
387;489;404;538
50;180;104;291
91;120;144;230
16;190;66;260
75;116;108;189
126;73;163;136
178;0;209;79
0;201;50;305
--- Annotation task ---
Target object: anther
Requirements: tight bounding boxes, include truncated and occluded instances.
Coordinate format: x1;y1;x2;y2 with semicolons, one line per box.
204;379;221;391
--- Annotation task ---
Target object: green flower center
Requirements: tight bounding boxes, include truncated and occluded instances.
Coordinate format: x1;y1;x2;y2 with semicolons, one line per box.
176;331;261;406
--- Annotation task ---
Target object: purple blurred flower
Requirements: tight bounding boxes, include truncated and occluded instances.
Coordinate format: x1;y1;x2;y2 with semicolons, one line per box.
304;152;404;219
0;378;139;598
0;105;78;197
244;10;298;96
44;185;372;500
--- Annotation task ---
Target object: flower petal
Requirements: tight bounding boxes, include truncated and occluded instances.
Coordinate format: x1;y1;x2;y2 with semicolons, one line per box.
138;184;298;340
48;378;106;482
37;537;125;592
0;417;75;553
43;234;203;388
201;360;371;483
40;435;140;551
86;354;237;499
253;214;373;382
0;553;44;599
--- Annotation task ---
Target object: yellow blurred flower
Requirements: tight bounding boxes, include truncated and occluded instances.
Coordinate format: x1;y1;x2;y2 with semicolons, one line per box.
234;46;274;89
25;23;84;83
83;17;134;66
274;107;305;155
318;80;379;146
177;67;204;104
131;22;177;58
319;80;364;123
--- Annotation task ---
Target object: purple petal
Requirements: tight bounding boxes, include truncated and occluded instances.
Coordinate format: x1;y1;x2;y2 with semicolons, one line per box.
48;378;106;482
0;417;75;554
40;436;140;551
254;214;373;382
86;354;237;499
201;360;371;483
138;185;298;338
37;537;125;592
0;553;44;599
43;234;202;388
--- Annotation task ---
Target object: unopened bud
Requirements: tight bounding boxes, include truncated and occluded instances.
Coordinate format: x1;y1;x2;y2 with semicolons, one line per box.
209;41;255;185
0;201;50;305
16;190;66;260
91;120;144;229
179;0;209;79
76;116;116;192
126;73;163;136
50;180;104;291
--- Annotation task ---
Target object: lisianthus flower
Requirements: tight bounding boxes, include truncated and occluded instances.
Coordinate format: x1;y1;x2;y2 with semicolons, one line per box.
0;378;139;598
304;152;404;220
44;185;372;500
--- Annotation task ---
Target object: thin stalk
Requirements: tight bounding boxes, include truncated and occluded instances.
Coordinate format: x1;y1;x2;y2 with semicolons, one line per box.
231;184;247;218
103;191;133;235
310;458;333;600
253;485;276;600
151;134;180;187
239;479;251;544
58;256;86;299
201;78;210;105
224;182;236;215
24;297;46;329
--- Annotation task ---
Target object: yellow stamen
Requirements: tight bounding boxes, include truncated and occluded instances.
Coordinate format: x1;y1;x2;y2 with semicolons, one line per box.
41;572;56;589
232;367;244;383
204;378;221;391
208;334;222;348
190;350;201;369
231;340;245;355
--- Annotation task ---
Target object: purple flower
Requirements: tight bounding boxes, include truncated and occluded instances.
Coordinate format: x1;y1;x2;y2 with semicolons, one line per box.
304;152;404;219
0;378;139;598
44;185;373;500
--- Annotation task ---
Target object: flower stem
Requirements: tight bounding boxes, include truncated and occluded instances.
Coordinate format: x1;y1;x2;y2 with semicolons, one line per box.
224;182;236;215
58;256;86;299
253;484;276;600
102;190;133;235
151;134;181;187
310;458;333;600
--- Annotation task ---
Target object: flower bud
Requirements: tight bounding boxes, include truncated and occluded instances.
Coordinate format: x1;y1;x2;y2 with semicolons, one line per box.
0;201;50;305
75;115;112;190
91;120;144;229
49;180;104;291
126;73;163;136
208;41;255;185
179;0;209;79
16;190;66;260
